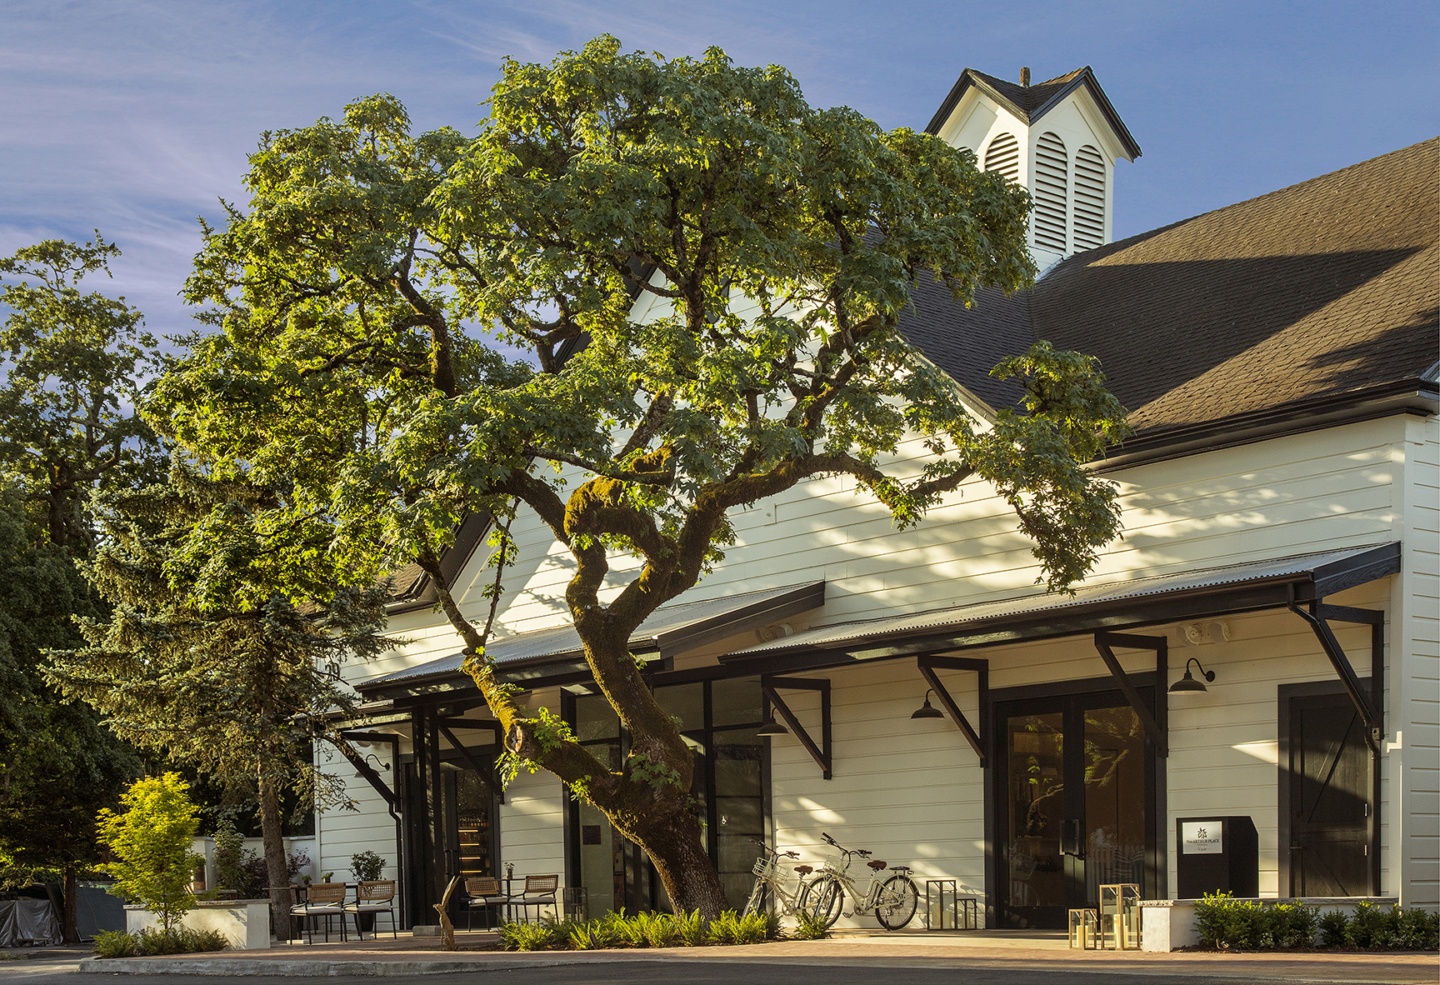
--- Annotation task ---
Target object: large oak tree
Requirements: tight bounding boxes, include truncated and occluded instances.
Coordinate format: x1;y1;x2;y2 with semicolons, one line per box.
157;38;1128;914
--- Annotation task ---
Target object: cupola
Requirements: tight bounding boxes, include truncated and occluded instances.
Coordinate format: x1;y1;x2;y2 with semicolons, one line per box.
925;66;1141;272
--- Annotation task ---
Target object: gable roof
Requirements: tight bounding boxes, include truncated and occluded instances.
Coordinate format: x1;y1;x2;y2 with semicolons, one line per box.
925;66;1143;160
901;137;1440;453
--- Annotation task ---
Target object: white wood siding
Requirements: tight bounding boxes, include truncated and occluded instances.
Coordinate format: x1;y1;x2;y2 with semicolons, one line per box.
325;353;1433;908
1395;414;1439;906
769;658;985;929
314;741;401;886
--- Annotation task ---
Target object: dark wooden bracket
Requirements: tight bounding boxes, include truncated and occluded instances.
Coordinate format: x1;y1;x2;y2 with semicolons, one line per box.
916;655;989;768
334;730;401;812
1288;591;1385;752
1093;631;1169;757
762;676;832;780
438;723;506;804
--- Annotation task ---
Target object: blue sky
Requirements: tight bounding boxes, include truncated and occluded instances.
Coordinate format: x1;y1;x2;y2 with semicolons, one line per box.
3;0;1436;338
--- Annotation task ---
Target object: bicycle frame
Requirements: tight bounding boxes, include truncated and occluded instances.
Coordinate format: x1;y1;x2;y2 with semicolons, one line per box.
743;840;817;917
806;832;919;930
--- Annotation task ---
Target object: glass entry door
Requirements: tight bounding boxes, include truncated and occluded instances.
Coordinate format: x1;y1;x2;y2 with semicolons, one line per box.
997;689;1152;928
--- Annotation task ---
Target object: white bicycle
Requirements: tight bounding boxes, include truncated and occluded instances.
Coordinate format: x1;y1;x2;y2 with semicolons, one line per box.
742;838;819;918
804;832;920;931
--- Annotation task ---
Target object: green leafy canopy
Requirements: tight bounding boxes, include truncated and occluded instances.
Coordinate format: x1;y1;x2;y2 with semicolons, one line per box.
154;37;1129;915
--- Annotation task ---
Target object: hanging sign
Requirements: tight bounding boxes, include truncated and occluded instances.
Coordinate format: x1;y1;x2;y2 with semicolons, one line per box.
1181;820;1223;854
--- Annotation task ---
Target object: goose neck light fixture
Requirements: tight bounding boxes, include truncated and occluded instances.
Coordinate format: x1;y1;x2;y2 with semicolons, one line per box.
1170;657;1216;694
911;689;945;720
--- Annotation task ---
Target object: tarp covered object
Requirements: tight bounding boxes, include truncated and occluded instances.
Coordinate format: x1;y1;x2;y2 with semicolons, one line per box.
0;898;62;946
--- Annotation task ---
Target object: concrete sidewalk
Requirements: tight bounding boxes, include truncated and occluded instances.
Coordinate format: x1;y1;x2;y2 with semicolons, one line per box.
33;929;1434;983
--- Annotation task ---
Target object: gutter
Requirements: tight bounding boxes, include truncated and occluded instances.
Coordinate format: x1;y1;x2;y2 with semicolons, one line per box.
1095;381;1437;474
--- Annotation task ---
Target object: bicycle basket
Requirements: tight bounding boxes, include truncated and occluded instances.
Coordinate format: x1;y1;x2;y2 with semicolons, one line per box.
752;857;775;878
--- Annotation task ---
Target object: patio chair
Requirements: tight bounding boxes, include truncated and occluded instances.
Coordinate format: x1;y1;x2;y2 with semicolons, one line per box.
507;874;559;924
463;876;508;930
345;879;397;939
290;881;348;943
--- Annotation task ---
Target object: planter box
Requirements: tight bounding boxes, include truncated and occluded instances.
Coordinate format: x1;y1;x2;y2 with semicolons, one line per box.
124;900;272;950
1138;896;1399;951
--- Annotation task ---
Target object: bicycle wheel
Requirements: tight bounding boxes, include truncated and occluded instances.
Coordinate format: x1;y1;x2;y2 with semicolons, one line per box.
806;875;844;929
874;874;919;930
742;881;770;917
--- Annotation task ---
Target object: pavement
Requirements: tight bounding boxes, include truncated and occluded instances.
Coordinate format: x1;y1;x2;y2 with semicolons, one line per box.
2;928;1436;982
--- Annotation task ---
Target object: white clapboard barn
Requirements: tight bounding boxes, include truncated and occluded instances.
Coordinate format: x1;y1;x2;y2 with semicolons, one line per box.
315;66;1438;932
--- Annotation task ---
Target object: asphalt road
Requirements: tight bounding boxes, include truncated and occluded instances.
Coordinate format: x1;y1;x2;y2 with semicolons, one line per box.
0;955;1400;985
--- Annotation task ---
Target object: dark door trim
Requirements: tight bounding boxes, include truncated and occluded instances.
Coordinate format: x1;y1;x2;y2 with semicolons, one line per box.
987;674;1163;928
1278;679;1379;895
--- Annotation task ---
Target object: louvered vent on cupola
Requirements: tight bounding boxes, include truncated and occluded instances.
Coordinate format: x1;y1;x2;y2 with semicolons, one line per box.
983;132;1020;184
1073;145;1106;251
1033;132;1068;253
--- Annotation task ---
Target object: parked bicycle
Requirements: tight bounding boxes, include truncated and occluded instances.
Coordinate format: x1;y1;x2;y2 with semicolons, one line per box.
804;832;920;930
742;838;818;918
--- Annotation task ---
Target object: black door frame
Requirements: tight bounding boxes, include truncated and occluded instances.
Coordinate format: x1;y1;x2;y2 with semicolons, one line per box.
986;674;1165;928
1277;678;1380;896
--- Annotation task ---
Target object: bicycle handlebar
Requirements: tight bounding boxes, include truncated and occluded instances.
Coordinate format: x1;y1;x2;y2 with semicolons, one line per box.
819;832;872;859
751;838;800;859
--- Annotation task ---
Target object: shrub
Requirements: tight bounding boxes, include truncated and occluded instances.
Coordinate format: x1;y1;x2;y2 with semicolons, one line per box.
1195;892;1264;949
211;824;246;893
96;774;205;935
1318;909;1349;947
1346;900;1389;949
1201;898;1438;952
499;918;570;951
1394;907;1439;950
351;850;385;882
705;909;774;945
675;908;707;947
790;907;831;940
567;916;621;950
92;927;229;958
1259;901;1317;948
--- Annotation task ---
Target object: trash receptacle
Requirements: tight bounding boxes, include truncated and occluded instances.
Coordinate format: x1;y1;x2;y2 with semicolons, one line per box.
1175;816;1258;898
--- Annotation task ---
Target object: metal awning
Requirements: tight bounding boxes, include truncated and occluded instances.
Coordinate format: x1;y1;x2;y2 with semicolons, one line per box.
357;580;826;698
719;543;1400;673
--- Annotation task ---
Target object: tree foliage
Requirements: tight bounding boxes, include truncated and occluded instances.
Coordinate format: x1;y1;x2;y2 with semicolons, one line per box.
48;461;393;933
156;37;1128;913
0;238;147;935
96;773;204;934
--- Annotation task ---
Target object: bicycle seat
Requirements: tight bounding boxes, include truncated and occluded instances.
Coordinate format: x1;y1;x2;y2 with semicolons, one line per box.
866;859;887;871
794;865;814;875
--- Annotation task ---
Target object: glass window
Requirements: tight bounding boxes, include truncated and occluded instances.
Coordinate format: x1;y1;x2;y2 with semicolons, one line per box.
575;693;620;741
711;676;762;728
656;682;704;731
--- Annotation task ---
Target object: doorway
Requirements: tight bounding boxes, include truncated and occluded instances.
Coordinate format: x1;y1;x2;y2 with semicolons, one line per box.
1281;685;1376;896
995;687;1155;928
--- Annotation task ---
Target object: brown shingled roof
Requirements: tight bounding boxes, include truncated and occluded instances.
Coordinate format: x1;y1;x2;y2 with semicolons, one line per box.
900;137;1440;444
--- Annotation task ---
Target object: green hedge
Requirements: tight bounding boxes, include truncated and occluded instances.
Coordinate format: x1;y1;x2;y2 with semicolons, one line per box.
93;926;230;958
498;909;789;951
1195;893;1438;951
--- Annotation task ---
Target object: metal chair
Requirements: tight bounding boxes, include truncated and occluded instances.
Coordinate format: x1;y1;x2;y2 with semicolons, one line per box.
463;876;508;930
289;881;348;943
507;874;559;923
345;879;397;939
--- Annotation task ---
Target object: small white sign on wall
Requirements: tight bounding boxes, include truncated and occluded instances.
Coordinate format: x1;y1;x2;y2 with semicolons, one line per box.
1181;821;1223;855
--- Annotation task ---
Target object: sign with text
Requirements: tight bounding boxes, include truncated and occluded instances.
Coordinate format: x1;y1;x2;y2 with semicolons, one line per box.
1181;820;1224;855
